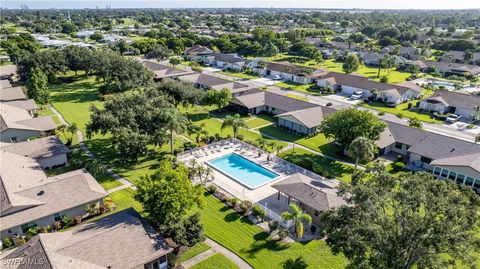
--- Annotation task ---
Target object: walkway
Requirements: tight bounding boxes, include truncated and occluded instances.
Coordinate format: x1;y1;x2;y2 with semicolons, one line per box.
49;105;135;193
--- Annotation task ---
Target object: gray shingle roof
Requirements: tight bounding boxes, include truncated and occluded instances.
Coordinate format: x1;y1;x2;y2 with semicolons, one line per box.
271;173;347;211
0;79;12;89
177;73;250;92
183;45;214;56
232;91;318;111
275;105;337;128
2;208;172;269
0;103;56;132
1;136;69;160
213;53;246;64
0;86;26;101
142;61;195;79
1;99;37;111
266;62;326;77
423;90;480;110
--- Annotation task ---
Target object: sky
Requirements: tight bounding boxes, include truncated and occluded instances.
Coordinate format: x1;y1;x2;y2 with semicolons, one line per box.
1;0;480;9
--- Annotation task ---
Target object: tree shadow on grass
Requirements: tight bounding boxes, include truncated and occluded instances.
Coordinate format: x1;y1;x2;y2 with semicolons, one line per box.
224;212;241;222
244;234;290;258
219;206;230;212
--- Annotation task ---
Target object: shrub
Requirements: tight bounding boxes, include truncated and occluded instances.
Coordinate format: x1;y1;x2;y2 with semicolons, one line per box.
226;197;239;208
312;163;323;175
310;224;317;234
99;204;108;214
322;170;330;178
268;220;279;233
2;237;13;249
378;111;385;116
407;102;413;109
236;134;244;140
236;200;253;215
206;184;218;194
396;155;405;163
25;227;39;238
252;205;266;220
61;215;72;228
52;221;62;231
380;76;389;83
15;237;26;246
192;66;202;72
214;191;228;202
214;133;221;141
38;226;49;233
278;229;289;240
392;162;405;172
396;112;404;119
73;216;82;225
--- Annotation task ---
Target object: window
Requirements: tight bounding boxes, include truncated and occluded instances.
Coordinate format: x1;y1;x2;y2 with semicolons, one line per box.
456;174;465;184
265;105;269;109
420;156;432;164
54;213;61;221
395;142;403;149
433;167;441;176
271;107;275;111
448;171;457;181
159;255;167;263
440;169;448;178
465;177;475;186
473;179;480;190
10;137;18;143
314;210;319;217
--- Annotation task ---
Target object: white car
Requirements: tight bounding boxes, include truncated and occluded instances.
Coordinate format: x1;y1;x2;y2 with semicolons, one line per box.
445;114;462;123
350;91;364;100
273;75;283;80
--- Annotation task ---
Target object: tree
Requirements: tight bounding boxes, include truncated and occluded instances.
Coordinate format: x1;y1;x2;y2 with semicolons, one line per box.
64;45;92;75
408;117;423;129
135;161;205;226
205;88;232;111
90;31;103;42
281;204;312;238
188;123;207;143
463;50;473;63
321;168;480;269
342;54;360;74
158;212;205;247
162;108;188;156
347;137;376;170
320;108;387;147
282;256;308;269
169;57;181;67
221;114;247;138
156;78;205;108
25;67;49;107
145;44;172;62
61;22;77;34
66;123;79;145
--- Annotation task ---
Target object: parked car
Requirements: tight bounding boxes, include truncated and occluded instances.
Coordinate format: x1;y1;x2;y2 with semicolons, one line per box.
350;91;364;100
445;114;462;123
273;75;283;80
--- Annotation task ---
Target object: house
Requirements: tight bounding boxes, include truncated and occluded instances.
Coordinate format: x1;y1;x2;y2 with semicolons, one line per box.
1;99;38;116
381;46;427;60
418;90;480;120
316;72;422;104
0;136;69;169
271;173;347;226
1;208;173;269
183;45;214;61
257;62;328;84
275;105;338;135
204;53;246;71
409;60;480;77
0;150;108;238
0;86;27;102
0;65;17;80
361;52;408;67
142;60;195;81
177;73;252;95
0;79;12;89
0;103;57;143
376;121;480;193
440;50;480;65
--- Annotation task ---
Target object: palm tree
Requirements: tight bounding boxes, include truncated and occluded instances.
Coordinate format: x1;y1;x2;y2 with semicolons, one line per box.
257;138;267;150
67;123;78;145
283;256;308;269
281;204;312;239
221;114;247;138
347;137;375;170
188;123;206;143
162;108;188;156
204;166;214;184
57;124;67;140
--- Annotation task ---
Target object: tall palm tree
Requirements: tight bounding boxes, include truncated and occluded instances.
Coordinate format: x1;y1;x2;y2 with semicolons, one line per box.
188;123;206;143
347;137;375;170
67;123;78;145
221;114;247;138
281;204;312;239
162;108;188;156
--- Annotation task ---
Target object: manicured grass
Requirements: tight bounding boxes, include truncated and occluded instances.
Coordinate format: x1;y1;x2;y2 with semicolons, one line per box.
246;117;273;129
201;193;348;269
362;101;442;124
190;253;240;269
280;148;353;183
275;81;324;96
286;93;309;101
108;188;144;215
37;108;61;125
179;242;212;263
219;70;259;80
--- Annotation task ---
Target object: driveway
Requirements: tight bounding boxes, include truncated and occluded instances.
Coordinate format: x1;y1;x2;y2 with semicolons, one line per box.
320;93;363;105
249;77;278;86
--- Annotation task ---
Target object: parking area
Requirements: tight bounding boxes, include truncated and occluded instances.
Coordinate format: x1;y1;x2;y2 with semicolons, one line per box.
249;77;279;86
320;92;362;105
441;121;480;135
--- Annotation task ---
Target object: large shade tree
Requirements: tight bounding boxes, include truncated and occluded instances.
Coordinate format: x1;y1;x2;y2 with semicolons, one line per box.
342;54;361;74
321;167;480;269
205;88;232;111
25;67;50;107
320;108;387;147
155;78;205;108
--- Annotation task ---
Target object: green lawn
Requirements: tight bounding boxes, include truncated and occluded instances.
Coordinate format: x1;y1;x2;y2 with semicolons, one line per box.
280;148;353;183
275;81;324;96
108;188;144;215
201;193;348;269
362;101;442;124
219;70;259;80
190;253;240;269
286;93;309;101
37;108;61;125
246;116;274;129
179;242;212;263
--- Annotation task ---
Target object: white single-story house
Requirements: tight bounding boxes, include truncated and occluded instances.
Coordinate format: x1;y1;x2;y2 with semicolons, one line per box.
316;72;422;104
183;45;214;61
204;53;246;71
255;61;328;85
177;72;253;95
408;60;480;77
142;60;196;81
418;90;480;120
1;208;173;269
275;106;337;135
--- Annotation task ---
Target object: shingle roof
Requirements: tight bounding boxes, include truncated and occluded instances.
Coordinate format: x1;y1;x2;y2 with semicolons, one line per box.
271;173;347;211
275;106;337;128
0;79;12;89
177;73;250;92
213;53;246;64
0;65;17;78
1;99;37;111
183;45;214;56
232;91;318;111
142;61;195;79
1;136;69;160
266;62;326;78
2;208;172;269
0;86;26;101
0;103;56;132
423;90;480;110
420;60;480;76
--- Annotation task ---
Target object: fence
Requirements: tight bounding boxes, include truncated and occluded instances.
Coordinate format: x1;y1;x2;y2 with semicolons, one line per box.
255;203;294;228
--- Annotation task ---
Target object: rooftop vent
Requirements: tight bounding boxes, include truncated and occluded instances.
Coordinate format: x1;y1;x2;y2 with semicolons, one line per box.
37;190;45;196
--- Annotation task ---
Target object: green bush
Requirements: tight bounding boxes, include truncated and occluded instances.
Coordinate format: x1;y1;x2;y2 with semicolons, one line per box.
2;236;13;249
252;205;266;220
392;162;405;172
236;134;244;140
268;220;279;233
206;184;218;194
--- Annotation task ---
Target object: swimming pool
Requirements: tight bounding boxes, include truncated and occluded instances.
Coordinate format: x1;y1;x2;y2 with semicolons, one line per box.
207;153;280;189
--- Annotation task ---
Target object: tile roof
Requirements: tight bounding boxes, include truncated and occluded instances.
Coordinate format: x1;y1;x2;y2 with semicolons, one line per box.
142;61;195;79
0;87;26;101
271;173;347;211
423;90;480;110
1;136;69;160
2;208;172;269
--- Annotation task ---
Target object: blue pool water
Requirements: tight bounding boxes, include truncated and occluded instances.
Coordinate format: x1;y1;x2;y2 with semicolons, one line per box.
207;153;280;189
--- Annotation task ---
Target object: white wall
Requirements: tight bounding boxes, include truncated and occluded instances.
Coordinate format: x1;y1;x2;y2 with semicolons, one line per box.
0;129;42;143
38;154;68;169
